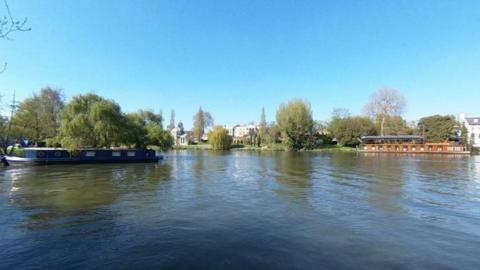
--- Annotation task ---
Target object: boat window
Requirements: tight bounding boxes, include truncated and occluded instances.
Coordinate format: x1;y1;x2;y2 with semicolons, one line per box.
85;151;96;157
112;152;121;157
127;151;136;157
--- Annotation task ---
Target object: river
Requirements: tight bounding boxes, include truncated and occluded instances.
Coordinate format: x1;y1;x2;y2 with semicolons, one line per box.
1;151;479;269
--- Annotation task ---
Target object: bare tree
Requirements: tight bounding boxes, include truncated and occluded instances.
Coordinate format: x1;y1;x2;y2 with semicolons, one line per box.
364;88;406;136
0;0;31;73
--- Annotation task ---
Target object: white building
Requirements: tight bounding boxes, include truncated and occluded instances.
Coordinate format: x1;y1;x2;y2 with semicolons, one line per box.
224;124;259;144
224;124;258;138
459;113;480;149
170;127;189;146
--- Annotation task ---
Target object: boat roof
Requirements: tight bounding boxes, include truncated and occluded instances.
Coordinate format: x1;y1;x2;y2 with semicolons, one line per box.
361;135;424;140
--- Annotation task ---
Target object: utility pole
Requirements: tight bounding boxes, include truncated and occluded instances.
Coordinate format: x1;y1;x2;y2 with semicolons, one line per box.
2;90;18;154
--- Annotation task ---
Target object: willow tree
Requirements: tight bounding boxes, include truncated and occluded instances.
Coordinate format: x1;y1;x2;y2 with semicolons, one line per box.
59;93;125;149
364;88;406;136
276;99;314;150
208;126;232;150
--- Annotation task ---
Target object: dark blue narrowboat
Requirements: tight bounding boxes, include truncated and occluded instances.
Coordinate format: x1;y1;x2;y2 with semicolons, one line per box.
4;148;161;165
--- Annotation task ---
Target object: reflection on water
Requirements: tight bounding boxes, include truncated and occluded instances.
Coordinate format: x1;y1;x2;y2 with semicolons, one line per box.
273;152;313;204
1;152;480;269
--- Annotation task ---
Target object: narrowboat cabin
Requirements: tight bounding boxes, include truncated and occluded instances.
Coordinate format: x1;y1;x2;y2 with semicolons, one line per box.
358;135;470;154
4;148;161;165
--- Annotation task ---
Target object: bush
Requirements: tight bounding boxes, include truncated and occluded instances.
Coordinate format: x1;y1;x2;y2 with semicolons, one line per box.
208;126;233;150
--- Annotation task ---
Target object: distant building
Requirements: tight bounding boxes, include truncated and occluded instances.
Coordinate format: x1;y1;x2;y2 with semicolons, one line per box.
224;124;258;144
170;127;189;146
459;113;480;149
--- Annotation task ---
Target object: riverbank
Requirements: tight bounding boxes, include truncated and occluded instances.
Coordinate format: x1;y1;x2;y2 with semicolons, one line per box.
173;144;356;152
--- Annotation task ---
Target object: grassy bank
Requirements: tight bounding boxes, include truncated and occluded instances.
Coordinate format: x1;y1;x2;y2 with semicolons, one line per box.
173;143;356;153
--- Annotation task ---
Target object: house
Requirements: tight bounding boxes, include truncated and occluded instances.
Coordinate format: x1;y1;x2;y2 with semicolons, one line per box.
459;113;480;149
170;127;189;146
224;124;259;144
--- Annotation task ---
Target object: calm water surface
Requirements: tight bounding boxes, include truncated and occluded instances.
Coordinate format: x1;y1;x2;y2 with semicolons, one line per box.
1;151;479;269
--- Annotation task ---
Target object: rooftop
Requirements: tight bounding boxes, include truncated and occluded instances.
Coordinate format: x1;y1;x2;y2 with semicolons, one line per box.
361;135;424;140
465;117;480;125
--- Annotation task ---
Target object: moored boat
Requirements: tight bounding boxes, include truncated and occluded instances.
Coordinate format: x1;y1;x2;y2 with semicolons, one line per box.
4;148;161;165
358;135;470;154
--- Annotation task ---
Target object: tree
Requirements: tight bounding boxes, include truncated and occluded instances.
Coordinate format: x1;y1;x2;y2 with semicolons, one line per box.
417;115;458;142
259;107;267;144
193;107;213;141
328;116;377;146
208;126;233;150
364;88;406;136
276;99;314;150
177;121;184;134
264;122;281;146
124;110;172;150
0;114;7;153
377;115;413;135
167;109;175;131
460;123;469;146
1;0;31;73
59;93;125;149
11;87;64;142
146;125;174;151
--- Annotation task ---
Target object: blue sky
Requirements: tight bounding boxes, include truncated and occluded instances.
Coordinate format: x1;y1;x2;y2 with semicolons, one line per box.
1;0;479;128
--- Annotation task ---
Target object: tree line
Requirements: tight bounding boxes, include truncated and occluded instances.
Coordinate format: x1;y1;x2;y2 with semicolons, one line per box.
1;87;468;153
0;88;173;153
207;88;467;151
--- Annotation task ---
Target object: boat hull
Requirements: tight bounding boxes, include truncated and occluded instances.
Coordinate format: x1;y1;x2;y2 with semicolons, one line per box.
5;148;162;165
5;156;161;165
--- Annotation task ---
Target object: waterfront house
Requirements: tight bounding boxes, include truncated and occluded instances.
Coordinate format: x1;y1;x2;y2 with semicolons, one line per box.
459;113;480;149
170;127;189;146
224;124;258;144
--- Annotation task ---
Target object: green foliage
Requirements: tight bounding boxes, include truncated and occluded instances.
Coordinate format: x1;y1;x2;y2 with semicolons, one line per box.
193;107;213;141
11;87;64;142
264;123;281;146
11;147;26;157
59;93;124;149
376;115;413;135
417;115;458;142
45;137;62;147
125;110;172;150
208;126;233;150
259;107;267;144
147;125;174;151
461;123;469;145
276;99;314;150
329;116;377;146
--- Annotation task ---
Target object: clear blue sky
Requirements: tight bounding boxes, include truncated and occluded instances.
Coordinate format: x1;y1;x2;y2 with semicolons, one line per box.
1;0;480;128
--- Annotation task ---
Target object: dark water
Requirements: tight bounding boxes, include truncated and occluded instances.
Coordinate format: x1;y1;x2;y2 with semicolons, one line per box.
1;151;479;270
